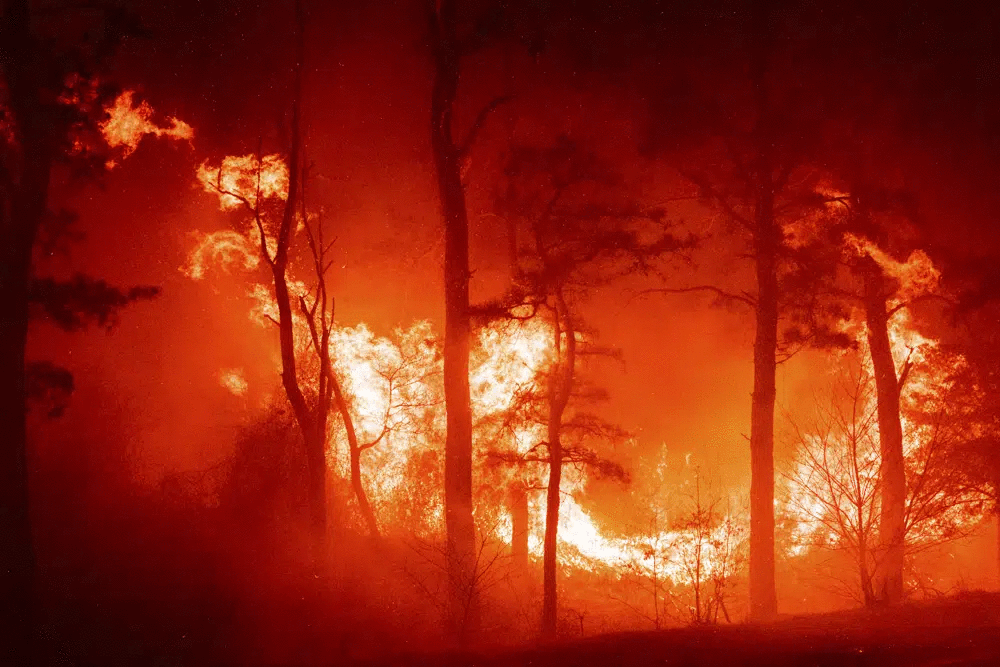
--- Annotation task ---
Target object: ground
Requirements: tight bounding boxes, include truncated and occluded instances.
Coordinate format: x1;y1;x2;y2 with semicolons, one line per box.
364;592;1000;667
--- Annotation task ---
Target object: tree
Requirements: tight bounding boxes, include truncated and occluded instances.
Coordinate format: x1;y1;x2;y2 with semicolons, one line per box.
327;321;444;538
617;461;747;628
810;184;943;603
1;4;166;658
427;0;512;640
785;353;986;605
196;0;345;560
928;305;1000;583
490;136;687;636
639;1;845;618
785;366;885;606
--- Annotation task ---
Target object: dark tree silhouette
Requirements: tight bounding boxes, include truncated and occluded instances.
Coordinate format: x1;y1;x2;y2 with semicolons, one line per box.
198;0;346;559
0;4;158;659
487;136;688;636
427;0;513;640
933;304;1000;584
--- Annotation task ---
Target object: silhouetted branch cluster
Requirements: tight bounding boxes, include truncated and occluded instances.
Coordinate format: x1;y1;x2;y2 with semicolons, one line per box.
29;274;160;331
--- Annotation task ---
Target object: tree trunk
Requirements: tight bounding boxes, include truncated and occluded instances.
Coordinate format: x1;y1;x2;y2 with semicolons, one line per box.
0;249;36;663
861;258;906;604
541;294;575;637
1;0;55;657
748;147;779;622
859;537;875;607
540;422;562;637
430;0;478;641
995;503;1000;589
303;424;328;561
270;0;329;561
746;0;779;621
333;379;380;538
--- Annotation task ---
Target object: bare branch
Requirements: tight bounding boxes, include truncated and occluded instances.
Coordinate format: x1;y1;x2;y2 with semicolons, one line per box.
632;285;757;309
459;94;513;158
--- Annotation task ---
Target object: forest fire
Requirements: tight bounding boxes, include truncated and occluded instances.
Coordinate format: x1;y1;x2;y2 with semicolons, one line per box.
6;1;1000;665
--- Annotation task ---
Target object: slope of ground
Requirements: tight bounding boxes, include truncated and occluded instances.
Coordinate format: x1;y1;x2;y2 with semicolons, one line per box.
367;592;1000;667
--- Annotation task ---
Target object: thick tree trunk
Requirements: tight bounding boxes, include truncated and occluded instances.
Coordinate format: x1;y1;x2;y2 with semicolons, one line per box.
862;258;906;603
304;424;328;560
510;482;529;568
746;0;779;621
0;252;36;662
540;423;562;636
1;0;54;657
430;0;478;641
748;153;779;622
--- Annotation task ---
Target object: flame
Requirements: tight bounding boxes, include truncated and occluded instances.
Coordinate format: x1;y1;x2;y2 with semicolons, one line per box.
782;254;987;562
183;194;748;581
219;368;248;396
782;181;849;249
197;154;289;210
182;230;260;280
844;233;940;302
186;147;986;605
100;91;193;162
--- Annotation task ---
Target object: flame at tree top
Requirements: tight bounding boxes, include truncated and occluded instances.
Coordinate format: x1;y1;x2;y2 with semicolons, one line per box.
197;154;289;210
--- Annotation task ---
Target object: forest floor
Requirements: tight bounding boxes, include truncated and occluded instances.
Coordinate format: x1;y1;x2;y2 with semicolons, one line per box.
367;591;1000;667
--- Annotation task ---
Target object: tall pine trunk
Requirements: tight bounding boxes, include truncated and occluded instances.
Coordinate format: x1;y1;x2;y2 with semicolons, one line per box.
861;257;906;603
540;419;563;636
1;0;54;657
541;293;575;637
429;0;478;640
0;234;37;662
747;0;778;621
748;178;779;621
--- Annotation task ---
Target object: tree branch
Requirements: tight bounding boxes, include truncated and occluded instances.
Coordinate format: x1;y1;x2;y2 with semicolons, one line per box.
632;285;757;309
460;94;512;158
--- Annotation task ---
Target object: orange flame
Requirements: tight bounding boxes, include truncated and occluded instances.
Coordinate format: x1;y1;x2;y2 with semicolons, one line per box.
182;230;260;280
197;154;289;210
100;91;193;162
844;233;940;302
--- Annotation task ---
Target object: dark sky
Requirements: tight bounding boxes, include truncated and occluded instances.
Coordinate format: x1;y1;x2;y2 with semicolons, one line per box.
33;0;1000;507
